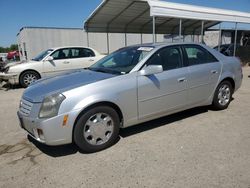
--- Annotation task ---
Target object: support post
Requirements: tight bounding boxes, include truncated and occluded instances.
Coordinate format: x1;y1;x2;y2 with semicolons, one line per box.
107;32;110;54
86;31;89;47
201;21;204;43
141;33;143;44
233;22;238;56
218;23;222;51
153;16;156;43
179;19;182;41
125;33;127;47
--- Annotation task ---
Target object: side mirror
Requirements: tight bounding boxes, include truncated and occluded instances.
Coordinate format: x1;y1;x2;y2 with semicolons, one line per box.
45;56;54;61
140;65;163;76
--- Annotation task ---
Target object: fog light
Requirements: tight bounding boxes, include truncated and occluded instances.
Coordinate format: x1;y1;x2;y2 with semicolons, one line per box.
37;129;45;140
63;115;69;126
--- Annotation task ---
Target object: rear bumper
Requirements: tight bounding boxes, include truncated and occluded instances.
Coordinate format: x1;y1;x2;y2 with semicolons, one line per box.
0;72;19;84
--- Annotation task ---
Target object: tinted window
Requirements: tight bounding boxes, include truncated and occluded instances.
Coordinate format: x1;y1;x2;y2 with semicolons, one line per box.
146;47;182;71
184;45;218;66
71;48;95;58
51;49;70;60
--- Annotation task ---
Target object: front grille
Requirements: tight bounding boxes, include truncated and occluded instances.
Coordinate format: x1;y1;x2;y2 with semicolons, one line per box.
19;99;33;116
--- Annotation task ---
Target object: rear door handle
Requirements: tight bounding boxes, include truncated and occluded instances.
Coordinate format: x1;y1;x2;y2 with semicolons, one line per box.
211;70;218;74
63;61;70;64
89;59;95;62
178;77;187;83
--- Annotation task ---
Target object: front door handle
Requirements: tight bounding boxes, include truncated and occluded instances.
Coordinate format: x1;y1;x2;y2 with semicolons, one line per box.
63;61;70;64
211;70;218;74
178;77;187;83
89;59;95;62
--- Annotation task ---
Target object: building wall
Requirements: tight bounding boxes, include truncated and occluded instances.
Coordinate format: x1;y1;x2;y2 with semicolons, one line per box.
18;27;232;60
18;28;85;60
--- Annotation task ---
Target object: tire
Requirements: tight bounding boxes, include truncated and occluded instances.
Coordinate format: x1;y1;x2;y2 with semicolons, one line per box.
20;71;40;88
212;81;233;110
73;106;120;153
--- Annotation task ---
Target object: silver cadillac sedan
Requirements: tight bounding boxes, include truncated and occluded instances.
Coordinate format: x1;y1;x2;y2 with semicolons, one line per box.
18;43;243;152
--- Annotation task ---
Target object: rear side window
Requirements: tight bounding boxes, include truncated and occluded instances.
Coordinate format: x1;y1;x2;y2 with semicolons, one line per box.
70;48;95;58
184;45;218;66
146;46;182;71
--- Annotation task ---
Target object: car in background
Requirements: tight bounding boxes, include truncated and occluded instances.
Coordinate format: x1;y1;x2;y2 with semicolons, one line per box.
0;46;105;87
17;43;242;152
7;50;20;60
214;44;240;56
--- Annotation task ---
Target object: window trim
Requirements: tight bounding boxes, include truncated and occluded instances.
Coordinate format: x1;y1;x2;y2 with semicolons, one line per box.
181;44;219;67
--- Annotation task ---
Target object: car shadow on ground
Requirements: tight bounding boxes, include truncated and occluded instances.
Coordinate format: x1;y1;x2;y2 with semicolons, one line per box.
28;106;210;157
120;106;209;138
0;82;23;91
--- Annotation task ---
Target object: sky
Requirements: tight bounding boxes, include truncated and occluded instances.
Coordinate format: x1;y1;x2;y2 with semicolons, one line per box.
0;0;250;47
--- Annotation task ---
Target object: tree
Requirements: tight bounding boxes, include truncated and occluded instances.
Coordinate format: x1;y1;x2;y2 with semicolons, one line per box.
0;44;18;53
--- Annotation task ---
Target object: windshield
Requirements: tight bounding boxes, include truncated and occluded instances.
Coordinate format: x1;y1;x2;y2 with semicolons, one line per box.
32;49;54;61
89;46;154;75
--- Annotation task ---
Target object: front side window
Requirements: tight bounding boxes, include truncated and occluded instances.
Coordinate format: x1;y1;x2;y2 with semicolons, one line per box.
90;46;153;74
184;45;218;66
51;49;70;60
146;46;182;71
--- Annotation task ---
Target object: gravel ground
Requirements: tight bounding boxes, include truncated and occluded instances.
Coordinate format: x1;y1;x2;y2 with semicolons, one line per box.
0;67;250;188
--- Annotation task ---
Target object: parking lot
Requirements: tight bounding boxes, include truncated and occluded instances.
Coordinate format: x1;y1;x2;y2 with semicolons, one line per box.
0;67;249;188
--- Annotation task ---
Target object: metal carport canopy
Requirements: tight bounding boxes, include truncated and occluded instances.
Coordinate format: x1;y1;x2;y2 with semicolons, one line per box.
84;0;250;35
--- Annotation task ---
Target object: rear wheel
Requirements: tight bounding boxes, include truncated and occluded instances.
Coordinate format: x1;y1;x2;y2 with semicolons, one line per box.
74;106;120;153
212;81;233;110
20;71;40;88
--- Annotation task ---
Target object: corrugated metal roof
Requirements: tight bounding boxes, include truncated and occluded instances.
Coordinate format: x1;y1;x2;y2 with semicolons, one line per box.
84;0;250;35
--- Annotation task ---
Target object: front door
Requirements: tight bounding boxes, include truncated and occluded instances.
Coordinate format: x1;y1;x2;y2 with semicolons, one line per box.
137;46;188;119
43;48;73;77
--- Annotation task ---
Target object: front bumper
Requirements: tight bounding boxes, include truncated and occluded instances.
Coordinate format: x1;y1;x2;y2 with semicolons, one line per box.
17;109;79;146
0;72;18;84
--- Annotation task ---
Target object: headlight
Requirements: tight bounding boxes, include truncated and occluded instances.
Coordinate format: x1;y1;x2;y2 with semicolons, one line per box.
39;93;66;118
4;67;9;73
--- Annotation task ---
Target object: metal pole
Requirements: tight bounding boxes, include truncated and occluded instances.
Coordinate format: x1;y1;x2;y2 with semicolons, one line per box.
125;33;127;47
218;23;222;51
107;32;110;54
233;22;238;56
179;19;182;41
153;16;156;43
201;21;204;43
86;31;89;47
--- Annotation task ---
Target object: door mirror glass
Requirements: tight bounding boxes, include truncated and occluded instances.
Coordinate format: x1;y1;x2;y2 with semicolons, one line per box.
46;56;54;61
140;65;163;76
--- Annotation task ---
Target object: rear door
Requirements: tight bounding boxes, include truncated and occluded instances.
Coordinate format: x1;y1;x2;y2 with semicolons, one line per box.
68;48;99;69
182;45;221;105
137;46;189;119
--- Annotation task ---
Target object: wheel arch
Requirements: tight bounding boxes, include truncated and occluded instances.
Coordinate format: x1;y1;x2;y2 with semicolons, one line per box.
219;77;235;92
72;101;124;142
19;69;41;82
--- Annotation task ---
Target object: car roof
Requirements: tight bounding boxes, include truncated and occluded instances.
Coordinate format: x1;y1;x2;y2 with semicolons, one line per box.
123;42;204;49
50;46;93;50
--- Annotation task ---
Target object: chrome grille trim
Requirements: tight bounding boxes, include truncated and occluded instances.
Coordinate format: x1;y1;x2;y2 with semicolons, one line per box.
19;99;33;116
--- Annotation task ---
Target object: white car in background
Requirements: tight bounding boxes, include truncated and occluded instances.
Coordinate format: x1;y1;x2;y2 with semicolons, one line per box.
0;46;105;87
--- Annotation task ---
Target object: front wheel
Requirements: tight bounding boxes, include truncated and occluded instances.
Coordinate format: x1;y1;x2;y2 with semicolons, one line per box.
73;106;120;153
19;71;40;88
212;81;233;110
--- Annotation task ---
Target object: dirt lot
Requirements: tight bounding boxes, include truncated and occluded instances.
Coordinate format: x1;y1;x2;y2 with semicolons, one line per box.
0;67;250;188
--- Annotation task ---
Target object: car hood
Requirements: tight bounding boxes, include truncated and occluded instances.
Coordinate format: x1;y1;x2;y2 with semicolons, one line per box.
23;70;115;103
5;60;29;68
